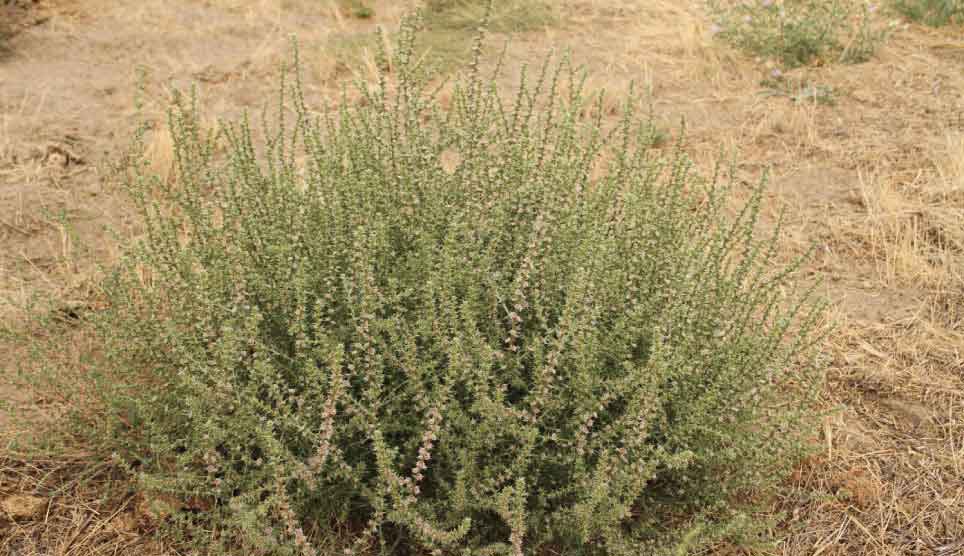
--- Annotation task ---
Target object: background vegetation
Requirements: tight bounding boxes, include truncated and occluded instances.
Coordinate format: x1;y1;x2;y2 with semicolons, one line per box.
708;0;890;68
892;0;964;26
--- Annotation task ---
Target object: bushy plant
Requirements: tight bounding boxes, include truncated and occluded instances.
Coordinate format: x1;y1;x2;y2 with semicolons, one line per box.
709;0;889;68
893;0;964;26
82;14;822;556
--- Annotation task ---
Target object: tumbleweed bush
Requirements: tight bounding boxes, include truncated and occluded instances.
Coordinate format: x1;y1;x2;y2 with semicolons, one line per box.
82;15;823;556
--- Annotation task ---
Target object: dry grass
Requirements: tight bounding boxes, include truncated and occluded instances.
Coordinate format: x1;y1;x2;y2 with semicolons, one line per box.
2;0;964;554
0;449;173;556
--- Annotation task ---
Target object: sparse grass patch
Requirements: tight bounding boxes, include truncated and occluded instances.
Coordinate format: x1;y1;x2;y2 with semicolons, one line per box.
315;29;394;85
827;150;964;290
333;0;375;20
761;73;837;105
416;0;556;70
424;0;555;32
708;0;890;68
892;0;964;26
319;2;557;84
28;16;829;556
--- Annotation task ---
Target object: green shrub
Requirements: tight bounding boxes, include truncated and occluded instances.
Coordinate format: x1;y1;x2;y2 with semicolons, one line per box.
893;0;964;26
81;14;822;556
709;0;889;68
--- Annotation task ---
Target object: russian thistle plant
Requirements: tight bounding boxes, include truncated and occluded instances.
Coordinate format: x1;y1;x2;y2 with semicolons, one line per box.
86;13;822;556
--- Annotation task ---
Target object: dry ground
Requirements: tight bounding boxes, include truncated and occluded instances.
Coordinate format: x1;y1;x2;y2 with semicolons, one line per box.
1;0;962;554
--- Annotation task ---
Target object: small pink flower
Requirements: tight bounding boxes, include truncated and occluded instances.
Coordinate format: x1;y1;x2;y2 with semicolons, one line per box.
710;23;723;35
771;68;783;78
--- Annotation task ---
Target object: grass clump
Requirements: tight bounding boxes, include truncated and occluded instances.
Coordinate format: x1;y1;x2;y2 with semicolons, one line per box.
709;0;890;68
892;0;964;26
334;0;375;19
66;14;822;556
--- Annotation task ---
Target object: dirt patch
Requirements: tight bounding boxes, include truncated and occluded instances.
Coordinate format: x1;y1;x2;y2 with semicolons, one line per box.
0;494;46;521
0;1;45;52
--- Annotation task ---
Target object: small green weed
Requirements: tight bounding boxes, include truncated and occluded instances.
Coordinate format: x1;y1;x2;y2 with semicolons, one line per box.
892;0;964;26
335;0;375;19
709;0;890;68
